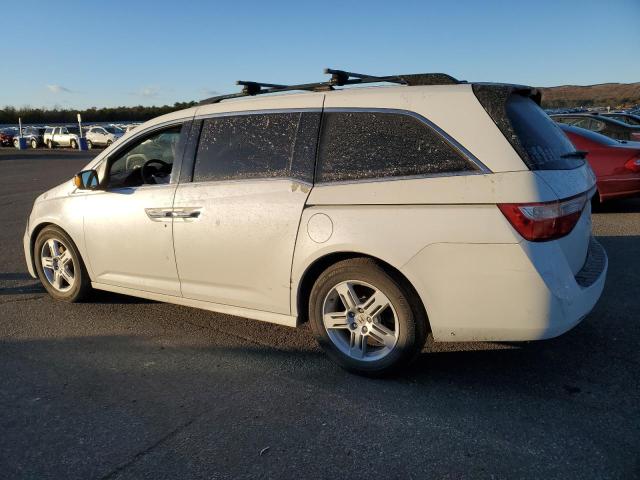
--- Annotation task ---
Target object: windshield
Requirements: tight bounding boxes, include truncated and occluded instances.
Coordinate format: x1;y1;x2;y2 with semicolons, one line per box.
610;115;640;126
506;95;583;170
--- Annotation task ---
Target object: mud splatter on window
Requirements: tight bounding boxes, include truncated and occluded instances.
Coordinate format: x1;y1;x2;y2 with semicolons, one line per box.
316;112;475;183
194;112;319;183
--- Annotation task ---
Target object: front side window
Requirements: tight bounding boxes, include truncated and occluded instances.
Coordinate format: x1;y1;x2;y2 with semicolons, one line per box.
316;111;475;183
107;124;183;189
193;112;319;183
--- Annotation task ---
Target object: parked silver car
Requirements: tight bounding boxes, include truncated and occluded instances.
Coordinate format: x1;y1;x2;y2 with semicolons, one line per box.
85;125;124;149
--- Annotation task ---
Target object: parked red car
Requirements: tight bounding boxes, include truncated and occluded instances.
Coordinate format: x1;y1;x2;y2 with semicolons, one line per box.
0;129;15;147
559;123;640;203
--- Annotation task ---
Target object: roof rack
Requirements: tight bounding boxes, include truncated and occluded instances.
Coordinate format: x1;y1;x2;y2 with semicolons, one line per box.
199;68;463;105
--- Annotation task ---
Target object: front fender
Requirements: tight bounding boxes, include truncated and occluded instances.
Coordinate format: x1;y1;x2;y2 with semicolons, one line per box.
26;194;91;279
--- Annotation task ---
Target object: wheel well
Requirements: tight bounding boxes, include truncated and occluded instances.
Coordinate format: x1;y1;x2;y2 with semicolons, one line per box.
29;223;79;272
296;252;429;331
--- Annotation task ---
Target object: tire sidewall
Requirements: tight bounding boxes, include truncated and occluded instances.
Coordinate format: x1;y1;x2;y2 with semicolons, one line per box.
34;226;89;302
309;260;419;375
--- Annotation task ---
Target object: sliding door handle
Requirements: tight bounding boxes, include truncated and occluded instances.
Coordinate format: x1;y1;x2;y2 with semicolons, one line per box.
172;208;202;219
145;208;173;221
173;211;201;218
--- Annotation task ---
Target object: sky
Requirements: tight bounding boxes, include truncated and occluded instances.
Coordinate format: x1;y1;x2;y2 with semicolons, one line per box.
3;0;639;109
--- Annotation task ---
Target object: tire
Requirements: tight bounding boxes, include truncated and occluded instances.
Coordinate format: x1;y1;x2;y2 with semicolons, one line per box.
47;140;53;149
591;190;602;211
309;257;427;376
34;225;92;302
13;139;18;148
87;140;93;149
31;138;38;149
70;139;77;149
106;140;113;147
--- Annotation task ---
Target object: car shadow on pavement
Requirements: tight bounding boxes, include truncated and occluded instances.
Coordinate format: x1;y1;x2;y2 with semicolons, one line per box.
85;289;156;304
593;197;640;213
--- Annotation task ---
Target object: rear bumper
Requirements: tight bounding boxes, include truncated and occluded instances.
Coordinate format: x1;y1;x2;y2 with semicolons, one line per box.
598;177;640;201
401;237;607;342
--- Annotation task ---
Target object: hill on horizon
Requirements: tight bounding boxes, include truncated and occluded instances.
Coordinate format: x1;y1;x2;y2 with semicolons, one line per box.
539;82;640;109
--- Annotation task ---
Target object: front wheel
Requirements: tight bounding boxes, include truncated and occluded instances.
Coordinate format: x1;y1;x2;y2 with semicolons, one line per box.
31;138;38;149
86;140;93;149
46;139;53;149
309;258;427;376
34;226;92;302
106;140;113;147
70;139;77;149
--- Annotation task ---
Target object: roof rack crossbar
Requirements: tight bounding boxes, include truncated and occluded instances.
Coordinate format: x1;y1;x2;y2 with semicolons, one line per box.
199;68;461;105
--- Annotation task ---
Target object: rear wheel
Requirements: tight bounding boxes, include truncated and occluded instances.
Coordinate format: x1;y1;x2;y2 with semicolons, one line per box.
31;138;37;149
13;139;19;148
46;139;53;149
106;140;113;147
86;139;93;149
309;258;427;376
34;226;92;302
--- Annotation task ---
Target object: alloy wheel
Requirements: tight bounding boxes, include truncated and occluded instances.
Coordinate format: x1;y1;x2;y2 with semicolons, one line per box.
40;238;75;292
322;280;399;361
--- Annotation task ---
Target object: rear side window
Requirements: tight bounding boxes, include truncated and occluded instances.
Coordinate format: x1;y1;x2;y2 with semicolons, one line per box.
505;96;582;170
193;112;320;183
316;111;475;183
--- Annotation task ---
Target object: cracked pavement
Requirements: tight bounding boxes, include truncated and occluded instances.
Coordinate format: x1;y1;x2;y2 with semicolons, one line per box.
0;149;639;479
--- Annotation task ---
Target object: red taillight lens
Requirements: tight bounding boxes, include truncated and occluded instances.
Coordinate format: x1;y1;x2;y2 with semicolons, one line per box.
624;157;640;173
498;192;589;242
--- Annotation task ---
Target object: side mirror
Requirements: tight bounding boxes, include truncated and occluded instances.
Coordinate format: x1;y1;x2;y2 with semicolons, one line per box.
73;169;101;190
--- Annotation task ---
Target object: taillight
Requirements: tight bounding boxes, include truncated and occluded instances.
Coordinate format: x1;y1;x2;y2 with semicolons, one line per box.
624;157;640;173
632;132;640;141
498;191;589;242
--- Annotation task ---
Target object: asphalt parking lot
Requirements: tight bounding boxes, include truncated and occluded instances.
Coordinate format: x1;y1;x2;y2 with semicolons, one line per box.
0;148;638;479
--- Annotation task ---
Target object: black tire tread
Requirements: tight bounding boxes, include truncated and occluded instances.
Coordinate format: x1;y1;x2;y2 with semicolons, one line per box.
308;257;427;376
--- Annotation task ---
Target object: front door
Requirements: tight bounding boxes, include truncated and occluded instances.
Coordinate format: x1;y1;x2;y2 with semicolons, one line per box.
83;122;189;296
172;108;322;314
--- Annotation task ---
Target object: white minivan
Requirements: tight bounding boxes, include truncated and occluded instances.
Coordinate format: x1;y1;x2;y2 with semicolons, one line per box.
24;70;607;374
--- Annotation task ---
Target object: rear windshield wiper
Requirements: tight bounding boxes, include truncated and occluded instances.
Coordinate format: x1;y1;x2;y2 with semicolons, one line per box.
560;150;588;159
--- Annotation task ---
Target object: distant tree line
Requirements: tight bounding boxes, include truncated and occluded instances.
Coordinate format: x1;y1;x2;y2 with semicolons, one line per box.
0;102;198;124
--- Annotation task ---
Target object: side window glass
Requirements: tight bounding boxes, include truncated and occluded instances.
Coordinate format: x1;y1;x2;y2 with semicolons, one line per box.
107;124;183;189
193;112;319;183
592;120;605;132
317;111;475;183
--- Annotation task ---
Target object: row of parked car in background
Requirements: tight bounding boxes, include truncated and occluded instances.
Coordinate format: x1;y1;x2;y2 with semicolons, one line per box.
0;123;139;149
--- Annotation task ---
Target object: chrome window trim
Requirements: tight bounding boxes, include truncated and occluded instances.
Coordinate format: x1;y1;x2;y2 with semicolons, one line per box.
321;107;491;175
179;176;313;189
187;106;490;187
314;169;485;187
194;107;322;121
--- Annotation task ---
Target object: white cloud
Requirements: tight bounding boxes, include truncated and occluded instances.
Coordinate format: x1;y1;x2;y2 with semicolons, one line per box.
46;84;72;94
136;86;160;98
